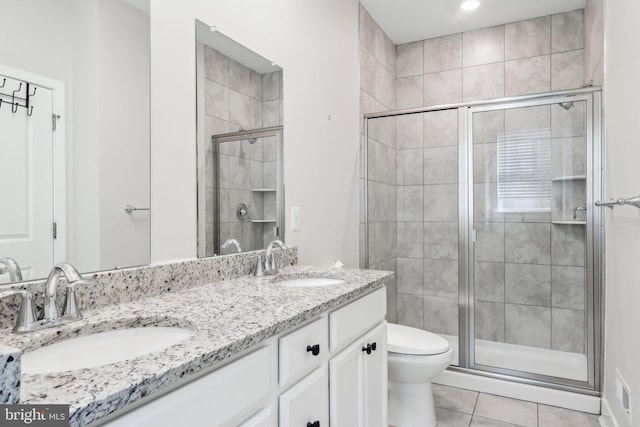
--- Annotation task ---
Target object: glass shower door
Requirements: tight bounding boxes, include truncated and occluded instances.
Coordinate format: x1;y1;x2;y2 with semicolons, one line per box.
468;95;597;388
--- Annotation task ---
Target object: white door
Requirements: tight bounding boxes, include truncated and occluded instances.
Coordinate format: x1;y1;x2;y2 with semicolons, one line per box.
329;340;362;427
0;75;54;283
362;322;388;427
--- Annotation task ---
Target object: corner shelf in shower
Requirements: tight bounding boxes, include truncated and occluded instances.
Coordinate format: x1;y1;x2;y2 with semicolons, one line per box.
251;188;276;192
251;219;276;223
551;220;586;225
551;175;587;182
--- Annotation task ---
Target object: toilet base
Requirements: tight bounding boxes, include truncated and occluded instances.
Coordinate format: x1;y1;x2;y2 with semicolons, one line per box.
388;380;436;427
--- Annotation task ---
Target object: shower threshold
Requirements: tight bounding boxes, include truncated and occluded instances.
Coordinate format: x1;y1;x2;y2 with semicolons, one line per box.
441;334;588;382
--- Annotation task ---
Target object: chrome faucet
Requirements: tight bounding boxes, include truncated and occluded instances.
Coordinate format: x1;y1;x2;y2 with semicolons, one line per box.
0;257;23;282
264;240;287;275
0;262;95;333
221;238;242;254
43;262;95;322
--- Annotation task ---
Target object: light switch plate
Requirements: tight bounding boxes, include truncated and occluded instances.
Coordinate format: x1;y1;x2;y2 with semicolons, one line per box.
291;207;301;231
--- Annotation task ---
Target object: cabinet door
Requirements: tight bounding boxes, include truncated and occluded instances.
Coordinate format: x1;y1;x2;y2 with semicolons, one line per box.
362;322;387;427
279;368;328;427
329;340;362;427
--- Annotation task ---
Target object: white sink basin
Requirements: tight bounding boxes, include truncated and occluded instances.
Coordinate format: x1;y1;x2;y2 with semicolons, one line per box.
278;278;345;287
22;327;194;374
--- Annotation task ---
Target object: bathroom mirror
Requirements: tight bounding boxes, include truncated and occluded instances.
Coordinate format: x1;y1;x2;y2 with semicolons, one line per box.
0;0;150;284
195;20;285;257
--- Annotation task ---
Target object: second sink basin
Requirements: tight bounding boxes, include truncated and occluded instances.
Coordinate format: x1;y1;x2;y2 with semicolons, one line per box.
22;327;194;374
278;278;345;287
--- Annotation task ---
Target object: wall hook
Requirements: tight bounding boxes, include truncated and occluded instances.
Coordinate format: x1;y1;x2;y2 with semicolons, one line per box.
0;78;5;88
11;82;22;104
12;102;18;113
28;86;37;97
27;106;34;117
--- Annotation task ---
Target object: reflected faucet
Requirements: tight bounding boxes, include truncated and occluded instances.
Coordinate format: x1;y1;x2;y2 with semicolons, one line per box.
264;240;288;275
221;238;242;254
0;257;23;282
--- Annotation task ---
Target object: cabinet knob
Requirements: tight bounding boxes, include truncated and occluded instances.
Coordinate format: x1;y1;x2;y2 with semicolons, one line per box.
306;344;320;356
362;342;377;355
307;421;320;427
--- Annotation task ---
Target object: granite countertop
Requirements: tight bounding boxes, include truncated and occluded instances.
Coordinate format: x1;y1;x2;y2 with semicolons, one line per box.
0;265;392;426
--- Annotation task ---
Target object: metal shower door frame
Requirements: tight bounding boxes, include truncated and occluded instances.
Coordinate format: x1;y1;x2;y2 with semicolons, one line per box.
363;87;603;395
456;91;603;395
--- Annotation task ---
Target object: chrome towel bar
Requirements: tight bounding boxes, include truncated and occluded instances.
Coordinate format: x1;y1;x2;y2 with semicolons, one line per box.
595;195;640;209
124;204;150;214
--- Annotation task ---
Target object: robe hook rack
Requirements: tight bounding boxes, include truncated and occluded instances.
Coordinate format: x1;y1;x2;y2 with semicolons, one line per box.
0;79;37;116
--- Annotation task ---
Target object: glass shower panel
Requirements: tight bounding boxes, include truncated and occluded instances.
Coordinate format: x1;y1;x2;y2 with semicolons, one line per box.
470;101;588;382
205;134;280;256
367;109;460;366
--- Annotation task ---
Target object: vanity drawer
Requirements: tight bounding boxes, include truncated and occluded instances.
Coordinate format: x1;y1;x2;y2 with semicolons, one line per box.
279;367;329;427
104;346;273;427
330;288;386;351
279;317;328;386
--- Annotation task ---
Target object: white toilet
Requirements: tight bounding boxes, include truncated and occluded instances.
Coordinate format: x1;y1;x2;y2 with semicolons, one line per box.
387;323;454;427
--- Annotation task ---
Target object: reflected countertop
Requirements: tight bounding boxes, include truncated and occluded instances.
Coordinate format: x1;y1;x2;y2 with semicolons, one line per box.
0;265;392;426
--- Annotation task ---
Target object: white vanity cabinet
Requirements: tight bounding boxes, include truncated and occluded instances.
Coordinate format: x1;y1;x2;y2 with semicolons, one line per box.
329;290;387;427
101;287;387;427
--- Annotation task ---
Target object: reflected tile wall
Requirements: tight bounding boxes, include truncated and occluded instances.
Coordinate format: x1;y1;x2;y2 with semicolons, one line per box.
203;45;283;255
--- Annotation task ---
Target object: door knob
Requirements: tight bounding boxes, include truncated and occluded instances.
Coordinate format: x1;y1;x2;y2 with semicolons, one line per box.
306;344;320;356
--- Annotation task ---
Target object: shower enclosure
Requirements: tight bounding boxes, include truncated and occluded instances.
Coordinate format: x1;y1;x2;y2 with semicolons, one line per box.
364;87;602;394
197;126;284;257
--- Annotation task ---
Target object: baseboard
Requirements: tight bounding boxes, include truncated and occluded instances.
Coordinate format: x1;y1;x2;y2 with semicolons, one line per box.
599;397;621;427
433;369;601;414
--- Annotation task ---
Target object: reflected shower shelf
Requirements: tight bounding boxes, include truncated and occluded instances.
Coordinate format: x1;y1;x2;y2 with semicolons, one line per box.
551;175;587;182
551;220;586;225
251;219;276;223
251;188;276;192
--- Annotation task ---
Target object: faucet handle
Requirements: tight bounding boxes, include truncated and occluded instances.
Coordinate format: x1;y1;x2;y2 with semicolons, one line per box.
62;279;96;320
255;255;265;277
269;253;277;273
0;289;37;333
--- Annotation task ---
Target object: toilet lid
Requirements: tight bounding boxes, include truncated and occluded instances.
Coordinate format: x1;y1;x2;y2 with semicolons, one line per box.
387;323;450;355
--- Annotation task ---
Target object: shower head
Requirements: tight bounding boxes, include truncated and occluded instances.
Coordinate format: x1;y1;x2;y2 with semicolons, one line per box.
559;102;574;110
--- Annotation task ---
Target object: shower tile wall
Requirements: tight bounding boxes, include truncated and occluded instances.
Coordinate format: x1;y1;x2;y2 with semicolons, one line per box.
396;10;585;109
359;5;398;321
203;46;283;255
393;10;587;354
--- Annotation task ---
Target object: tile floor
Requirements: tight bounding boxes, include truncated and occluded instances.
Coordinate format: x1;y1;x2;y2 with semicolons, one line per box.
427;384;601;427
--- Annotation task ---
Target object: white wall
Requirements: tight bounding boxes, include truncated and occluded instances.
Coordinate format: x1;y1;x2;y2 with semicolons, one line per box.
150;0;361;266
97;0;150;269
602;1;640;426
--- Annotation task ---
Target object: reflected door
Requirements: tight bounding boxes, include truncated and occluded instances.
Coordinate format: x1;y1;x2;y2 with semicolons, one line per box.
0;74;54;283
468;95;595;386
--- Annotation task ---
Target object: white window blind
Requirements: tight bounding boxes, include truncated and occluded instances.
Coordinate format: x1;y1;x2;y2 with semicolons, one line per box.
496;128;551;212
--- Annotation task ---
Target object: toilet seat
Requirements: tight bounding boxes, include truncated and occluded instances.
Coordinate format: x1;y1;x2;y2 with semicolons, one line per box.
387;323;450;355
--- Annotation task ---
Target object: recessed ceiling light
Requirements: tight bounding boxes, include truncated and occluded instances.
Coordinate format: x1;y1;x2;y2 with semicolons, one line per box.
460;0;480;11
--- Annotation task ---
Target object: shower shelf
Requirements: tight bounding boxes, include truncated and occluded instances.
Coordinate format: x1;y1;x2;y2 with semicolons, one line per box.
251;219;276;223
551;175;587;182
251;188;276;192
551;220;586;225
